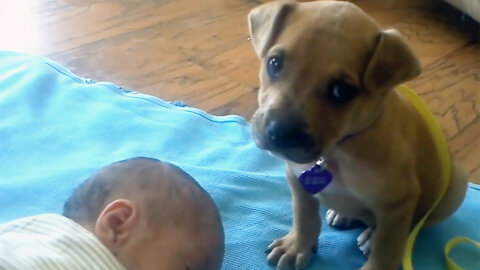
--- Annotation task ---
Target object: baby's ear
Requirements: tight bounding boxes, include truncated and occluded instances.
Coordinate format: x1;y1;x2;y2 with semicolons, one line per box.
94;199;139;253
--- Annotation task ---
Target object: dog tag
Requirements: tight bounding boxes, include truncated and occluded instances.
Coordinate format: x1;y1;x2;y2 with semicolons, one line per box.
299;162;332;194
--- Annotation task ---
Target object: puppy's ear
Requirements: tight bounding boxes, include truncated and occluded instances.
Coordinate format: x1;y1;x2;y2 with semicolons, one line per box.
363;29;421;91
248;0;297;57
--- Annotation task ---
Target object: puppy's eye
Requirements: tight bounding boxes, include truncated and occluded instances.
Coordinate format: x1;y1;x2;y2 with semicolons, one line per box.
327;80;358;104
267;55;284;78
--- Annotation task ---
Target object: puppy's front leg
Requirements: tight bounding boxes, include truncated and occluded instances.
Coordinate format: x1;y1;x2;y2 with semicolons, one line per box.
267;166;320;270
361;198;417;270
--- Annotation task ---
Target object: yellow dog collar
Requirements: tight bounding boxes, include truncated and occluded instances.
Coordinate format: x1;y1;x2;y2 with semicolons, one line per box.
398;85;480;270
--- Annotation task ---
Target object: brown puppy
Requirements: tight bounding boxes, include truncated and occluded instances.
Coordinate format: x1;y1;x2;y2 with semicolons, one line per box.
248;1;468;270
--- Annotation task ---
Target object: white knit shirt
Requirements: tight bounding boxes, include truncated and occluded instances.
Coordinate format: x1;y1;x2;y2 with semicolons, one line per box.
0;214;126;270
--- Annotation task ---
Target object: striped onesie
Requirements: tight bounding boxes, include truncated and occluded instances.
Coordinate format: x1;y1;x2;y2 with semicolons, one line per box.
0;214;125;270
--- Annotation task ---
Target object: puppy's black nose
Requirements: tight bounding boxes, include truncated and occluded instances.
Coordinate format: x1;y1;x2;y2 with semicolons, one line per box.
266;120;312;149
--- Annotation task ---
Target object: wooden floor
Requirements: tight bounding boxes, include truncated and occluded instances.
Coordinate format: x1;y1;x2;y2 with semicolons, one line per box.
0;0;479;183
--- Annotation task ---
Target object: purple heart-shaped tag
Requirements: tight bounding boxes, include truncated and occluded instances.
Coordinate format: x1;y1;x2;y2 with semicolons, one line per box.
299;164;333;194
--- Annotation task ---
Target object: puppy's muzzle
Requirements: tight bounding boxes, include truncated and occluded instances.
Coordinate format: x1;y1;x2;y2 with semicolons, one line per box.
266;119;313;150
253;110;318;163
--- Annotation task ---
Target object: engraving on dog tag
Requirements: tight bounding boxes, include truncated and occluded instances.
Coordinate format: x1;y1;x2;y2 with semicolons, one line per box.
299;164;332;194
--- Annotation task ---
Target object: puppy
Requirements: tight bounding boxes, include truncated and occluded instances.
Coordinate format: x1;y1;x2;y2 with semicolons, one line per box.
248;1;468;270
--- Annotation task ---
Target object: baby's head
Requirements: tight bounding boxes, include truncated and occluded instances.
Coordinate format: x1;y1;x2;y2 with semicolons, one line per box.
63;157;224;270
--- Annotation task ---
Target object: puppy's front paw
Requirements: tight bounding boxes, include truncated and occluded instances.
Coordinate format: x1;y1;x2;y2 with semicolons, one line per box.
326;209;363;229
266;233;316;270
357;227;374;257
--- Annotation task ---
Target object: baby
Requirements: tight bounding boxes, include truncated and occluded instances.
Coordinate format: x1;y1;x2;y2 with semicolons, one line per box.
0;157;225;270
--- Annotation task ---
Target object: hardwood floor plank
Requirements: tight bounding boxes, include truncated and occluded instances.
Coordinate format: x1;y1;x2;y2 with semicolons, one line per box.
408;42;480;182
209;90;258;118
355;0;476;67
195;41;259;88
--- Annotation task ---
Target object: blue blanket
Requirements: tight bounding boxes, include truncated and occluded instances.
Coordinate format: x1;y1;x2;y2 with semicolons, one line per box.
0;51;478;269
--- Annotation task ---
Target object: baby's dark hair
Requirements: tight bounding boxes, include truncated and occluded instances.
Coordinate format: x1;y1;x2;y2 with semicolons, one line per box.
63;157;211;225
63;157;156;222
63;166;112;222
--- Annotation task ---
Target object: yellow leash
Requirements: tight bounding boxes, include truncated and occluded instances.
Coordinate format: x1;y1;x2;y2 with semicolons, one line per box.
398;85;480;270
